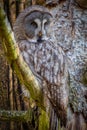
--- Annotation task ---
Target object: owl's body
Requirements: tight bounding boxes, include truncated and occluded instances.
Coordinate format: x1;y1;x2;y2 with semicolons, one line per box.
14;5;68;127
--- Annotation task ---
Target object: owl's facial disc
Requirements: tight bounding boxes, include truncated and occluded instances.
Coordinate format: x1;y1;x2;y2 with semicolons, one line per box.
24;11;52;43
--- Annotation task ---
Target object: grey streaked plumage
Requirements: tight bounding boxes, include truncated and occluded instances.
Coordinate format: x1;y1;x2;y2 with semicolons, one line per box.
13;5;68;128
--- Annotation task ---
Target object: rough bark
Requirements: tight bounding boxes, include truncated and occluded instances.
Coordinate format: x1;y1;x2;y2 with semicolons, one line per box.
75;0;87;8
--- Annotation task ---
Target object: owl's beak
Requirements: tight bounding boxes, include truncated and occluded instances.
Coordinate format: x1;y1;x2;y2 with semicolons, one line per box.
38;31;42;37
37;31;43;42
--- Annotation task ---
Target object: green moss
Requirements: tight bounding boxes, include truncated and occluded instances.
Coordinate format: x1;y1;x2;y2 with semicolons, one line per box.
39;110;49;130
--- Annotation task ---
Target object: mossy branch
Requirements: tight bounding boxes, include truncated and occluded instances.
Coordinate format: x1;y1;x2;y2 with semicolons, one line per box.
0;4;45;110
0;110;32;122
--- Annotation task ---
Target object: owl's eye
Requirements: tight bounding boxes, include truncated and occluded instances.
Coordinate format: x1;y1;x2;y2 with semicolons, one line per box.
45;21;50;25
31;21;37;28
44;21;50;29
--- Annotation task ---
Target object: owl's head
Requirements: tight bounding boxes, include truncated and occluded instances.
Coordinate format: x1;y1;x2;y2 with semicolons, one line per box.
14;5;53;43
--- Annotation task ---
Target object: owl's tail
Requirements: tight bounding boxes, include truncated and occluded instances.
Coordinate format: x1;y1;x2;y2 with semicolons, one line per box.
49;108;58;130
48;106;87;130
49;106;66;130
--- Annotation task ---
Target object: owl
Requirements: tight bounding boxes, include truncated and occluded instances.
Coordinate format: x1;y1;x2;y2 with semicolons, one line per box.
13;5;68;127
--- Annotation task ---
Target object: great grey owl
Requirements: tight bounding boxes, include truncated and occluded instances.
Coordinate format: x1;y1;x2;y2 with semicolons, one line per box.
13;5;68;127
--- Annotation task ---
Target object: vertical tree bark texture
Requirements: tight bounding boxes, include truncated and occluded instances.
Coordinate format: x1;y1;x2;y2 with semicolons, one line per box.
0;41;10;130
0;43;9;109
9;0;16;26
0;3;10;130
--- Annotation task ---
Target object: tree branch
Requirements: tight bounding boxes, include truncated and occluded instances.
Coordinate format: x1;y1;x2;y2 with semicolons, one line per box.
0;4;45;110
0;110;32;122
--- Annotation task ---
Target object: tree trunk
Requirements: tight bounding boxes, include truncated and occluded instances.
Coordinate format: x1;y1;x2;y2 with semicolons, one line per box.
0;39;10;130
